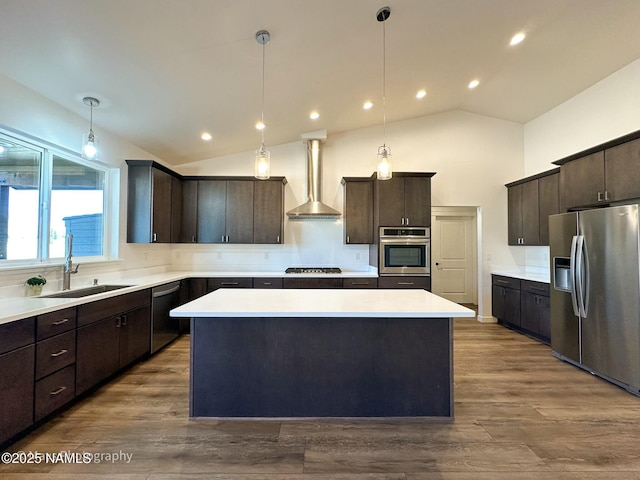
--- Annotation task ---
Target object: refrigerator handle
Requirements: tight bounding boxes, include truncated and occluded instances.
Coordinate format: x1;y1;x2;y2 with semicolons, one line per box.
569;235;580;317
580;235;590;317
575;235;587;318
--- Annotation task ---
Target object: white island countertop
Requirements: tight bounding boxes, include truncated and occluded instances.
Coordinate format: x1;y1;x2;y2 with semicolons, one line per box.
171;288;476;318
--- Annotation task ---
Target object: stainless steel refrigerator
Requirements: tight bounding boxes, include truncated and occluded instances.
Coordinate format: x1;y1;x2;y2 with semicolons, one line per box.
549;204;640;395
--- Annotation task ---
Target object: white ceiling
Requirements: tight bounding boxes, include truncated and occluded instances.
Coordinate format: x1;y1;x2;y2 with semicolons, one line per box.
1;0;640;165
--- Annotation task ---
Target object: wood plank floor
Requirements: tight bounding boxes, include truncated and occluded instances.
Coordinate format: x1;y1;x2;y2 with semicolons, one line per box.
3;318;640;479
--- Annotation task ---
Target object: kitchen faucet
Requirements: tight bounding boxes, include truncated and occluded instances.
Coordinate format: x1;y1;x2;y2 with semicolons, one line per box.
62;233;79;290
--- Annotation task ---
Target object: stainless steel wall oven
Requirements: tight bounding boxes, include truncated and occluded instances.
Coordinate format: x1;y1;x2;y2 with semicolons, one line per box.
379;227;430;276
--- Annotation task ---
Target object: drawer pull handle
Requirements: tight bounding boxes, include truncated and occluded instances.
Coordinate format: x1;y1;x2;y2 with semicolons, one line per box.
50;386;67;396
531;286;547;291
52;318;69;326
221;282;239;286
50;349;68;358
496;280;510;285
263;282;272;286
351;282;370;286
398;282;415;286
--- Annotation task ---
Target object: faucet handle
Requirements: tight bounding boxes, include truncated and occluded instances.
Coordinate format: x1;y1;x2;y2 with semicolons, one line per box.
72;264;80;274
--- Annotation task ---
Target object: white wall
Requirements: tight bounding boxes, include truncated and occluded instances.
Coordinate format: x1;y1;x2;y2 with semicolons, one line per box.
522;58;640;269
175;110;525;320
0;73;172;294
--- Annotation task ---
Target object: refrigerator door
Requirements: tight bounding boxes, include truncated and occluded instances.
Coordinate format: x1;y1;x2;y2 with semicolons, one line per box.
549;212;580;363
579;204;640;390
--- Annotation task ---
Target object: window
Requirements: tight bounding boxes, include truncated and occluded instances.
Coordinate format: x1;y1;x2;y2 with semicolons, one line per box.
0;131;111;264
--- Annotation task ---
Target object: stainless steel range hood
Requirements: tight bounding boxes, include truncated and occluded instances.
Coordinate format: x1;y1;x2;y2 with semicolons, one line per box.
286;136;341;220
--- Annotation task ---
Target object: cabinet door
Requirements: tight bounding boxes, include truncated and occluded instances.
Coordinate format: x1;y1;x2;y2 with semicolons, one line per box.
225;180;254;243
254;180;283;244
180;180;198;243
604;138;640;202
0;344;34;444
151;168;172;243
170;176;183;243
537;294;551;341
344;180;373;244
377;276;431;290
520;291;538;334
505;287;521;328
404;177;431;226
492;285;505;320
197;180;226;243
521;180;539;245
119;305;151;368
507;184;523;246
538;173;559;246
560;151;605;210
377;177;405;226
283;278;343;289
76;317;120;395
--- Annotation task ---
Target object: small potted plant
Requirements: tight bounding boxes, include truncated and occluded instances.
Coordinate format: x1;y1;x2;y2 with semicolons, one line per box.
25;275;47;296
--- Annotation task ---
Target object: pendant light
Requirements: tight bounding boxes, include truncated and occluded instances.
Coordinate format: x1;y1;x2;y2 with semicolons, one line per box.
376;6;392;180
255;30;271;179
82;96;100;160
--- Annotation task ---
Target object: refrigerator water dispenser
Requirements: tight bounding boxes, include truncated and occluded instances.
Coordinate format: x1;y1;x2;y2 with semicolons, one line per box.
553;257;571;292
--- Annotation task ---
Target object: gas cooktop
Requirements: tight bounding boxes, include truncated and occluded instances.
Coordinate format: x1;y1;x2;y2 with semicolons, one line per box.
285;267;342;274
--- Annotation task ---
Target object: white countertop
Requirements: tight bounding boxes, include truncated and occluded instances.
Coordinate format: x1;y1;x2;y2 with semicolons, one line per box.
491;270;550;284
170;288;476;318
0;269;379;326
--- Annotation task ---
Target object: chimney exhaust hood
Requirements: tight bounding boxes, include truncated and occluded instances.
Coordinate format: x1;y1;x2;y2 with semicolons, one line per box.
286;134;341;220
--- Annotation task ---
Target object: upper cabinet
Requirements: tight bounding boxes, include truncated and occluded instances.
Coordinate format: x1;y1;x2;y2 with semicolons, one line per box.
126;160;177;243
556;133;640;211
375;173;434;227
341;177;374;244
126;160;286;245
506;169;559;246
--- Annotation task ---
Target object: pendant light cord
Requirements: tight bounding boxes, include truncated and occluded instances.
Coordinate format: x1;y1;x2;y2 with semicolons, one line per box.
261;40;266;148
382;15;386;148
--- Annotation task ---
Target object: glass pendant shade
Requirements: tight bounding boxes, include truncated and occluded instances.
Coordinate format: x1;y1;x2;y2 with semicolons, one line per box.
377;145;392;180
255;144;270;179
82;130;99;160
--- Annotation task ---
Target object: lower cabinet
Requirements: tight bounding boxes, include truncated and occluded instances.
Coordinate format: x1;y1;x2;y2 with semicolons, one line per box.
343;278;378;288
76;316;121;396
207;277;253;291
253;277;283;288
0;344;35;445
378;276;431;290
119;305;152;368
283;278;343;289
492;275;550;344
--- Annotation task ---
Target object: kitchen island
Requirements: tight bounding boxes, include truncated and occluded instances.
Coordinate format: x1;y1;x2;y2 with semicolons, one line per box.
170;288;475;418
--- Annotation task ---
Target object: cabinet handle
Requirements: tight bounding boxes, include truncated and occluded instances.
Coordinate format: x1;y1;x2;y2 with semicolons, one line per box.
597;192;603;202
531;286;547;292
406;217;409;225
192;235;196;243
262;282;272;286
221;282;239;286
351;282;370;286
50;349;68;358
401;218;405;225
153;233;157;242
52;318;69;326
605;191;610;201
496;279;510;285
398;282;415;286
276;235;280;243
116;317;121;328
50;386;67;396
121;314;127;327
346;235;350;243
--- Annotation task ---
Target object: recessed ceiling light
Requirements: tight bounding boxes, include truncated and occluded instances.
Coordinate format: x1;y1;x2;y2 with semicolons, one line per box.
468;79;480;89
363;101;374;110
201;132;212;141
0;146;4;154
416;89;427;99
255;121;266;130
510;32;526;46
309;111;320;120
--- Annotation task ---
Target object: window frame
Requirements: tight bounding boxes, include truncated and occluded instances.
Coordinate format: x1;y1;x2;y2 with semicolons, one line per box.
0;127;117;267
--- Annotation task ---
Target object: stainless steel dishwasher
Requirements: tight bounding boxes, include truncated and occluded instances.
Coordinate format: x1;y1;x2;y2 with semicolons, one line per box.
151;281;182;353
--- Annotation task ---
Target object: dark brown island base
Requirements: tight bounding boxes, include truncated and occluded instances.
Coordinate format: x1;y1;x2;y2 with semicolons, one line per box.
170;288;475;418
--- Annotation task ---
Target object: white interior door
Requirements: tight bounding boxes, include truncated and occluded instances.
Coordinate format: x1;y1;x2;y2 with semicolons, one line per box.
431;207;477;304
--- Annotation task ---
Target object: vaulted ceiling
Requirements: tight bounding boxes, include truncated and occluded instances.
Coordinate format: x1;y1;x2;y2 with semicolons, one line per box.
1;0;640;165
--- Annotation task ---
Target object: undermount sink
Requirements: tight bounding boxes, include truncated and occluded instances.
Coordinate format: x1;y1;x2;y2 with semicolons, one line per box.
41;284;132;298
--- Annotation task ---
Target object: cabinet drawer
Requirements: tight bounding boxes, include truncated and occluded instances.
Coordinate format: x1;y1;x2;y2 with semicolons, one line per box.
378;276;431;290
36;330;76;380
253;277;283;289
283;278;343;289
491;275;521;290
37;307;77;340
207;277;253;291
78;289;151;327
521;280;550;296
0;317;35;355
343;278;378;288
35;364;75;421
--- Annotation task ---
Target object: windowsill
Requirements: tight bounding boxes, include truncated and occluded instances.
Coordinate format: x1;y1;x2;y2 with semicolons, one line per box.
0;258;124;274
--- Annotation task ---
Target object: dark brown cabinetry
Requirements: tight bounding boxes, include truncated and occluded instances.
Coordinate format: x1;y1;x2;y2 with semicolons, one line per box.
0;317;35;446
492;275;550;344
342;177;374;244
126;160;176;243
283;277;343;289
376;173;434;227
254;179;285;244
556;134;640;211
378;276;431;290
178;180;198;243
207;277;253;291
342;278;378;288
197;180;254;243
253;277;283;288
506;169;560;246
76;290;151;395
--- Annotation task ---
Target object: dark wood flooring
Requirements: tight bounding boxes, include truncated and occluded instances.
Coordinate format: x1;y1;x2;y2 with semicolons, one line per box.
3;318;640;479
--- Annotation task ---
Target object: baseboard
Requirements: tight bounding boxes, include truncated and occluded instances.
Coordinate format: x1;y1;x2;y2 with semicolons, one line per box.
476;315;497;323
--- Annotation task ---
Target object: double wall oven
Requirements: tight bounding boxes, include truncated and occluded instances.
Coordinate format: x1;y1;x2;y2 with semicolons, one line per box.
379;227;430;276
